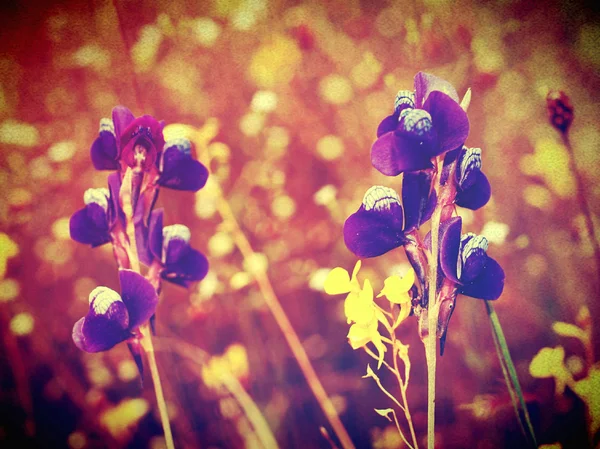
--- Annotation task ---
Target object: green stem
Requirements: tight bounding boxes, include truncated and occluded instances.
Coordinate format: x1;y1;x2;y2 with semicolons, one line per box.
485;301;537;447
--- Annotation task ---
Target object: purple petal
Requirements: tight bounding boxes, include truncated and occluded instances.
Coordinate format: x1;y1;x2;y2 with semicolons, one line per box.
402;170;435;231
69;206;111;247
118;269;159;329
423;91;470;157
343;186;407;257
165;238;190;266
414;72;460;108
135;220;153;266
376;113;399;137
90;131;119;170
148;209;164;261
112;106;135;148
72;299;130;353
456;171;491;210
458;257;505;300
158;145;209;192
439;217;462;283
107;172;125;227
371;132;434;176
461;248;487;282
440;147;461;186
162;248;209;287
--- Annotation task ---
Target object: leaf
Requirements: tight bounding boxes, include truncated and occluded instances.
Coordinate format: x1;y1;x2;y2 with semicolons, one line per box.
374;408;394;422
552;322;586;341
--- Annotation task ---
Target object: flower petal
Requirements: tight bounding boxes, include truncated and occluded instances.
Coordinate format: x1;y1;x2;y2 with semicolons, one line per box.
112;106;135;145
162;248;209;287
347;323;371;349
402;170;436;231
324;267;352;295
343;186;407;257
118;269;159;328
158;141;209;191
378;269;415;304
456;171;491;210
72;295;130;353
423;91;470;156
439;217;462;283
414;72;460;108
458;257;505;300
69;205;111;247
371;132;434;176
376;113;399;137
120;115;165;170
148;209;164;261
107;172;125;227
90;129;119;170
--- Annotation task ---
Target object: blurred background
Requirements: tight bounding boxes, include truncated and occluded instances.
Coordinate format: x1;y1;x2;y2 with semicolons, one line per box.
1;0;599;448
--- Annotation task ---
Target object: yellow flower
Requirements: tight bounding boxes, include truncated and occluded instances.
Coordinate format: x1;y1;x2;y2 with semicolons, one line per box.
529;346;573;394
324;261;386;367
377;268;415;328
573;366;600;435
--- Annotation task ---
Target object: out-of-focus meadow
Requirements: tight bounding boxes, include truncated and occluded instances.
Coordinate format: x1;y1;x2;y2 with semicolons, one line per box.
1;0;599;448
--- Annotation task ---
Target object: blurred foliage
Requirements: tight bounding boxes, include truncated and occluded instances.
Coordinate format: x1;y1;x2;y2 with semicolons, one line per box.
0;0;599;448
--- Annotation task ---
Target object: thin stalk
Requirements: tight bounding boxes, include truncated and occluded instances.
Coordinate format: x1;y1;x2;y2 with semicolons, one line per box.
156;337;280;449
391;334;419;449
485;301;537;447
120;168;175;449
140;324;175;449
215;190;355;449
561;132;600;281
425;158;443;449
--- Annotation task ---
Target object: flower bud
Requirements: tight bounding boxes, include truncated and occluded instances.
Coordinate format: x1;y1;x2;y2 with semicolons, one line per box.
546;90;573;134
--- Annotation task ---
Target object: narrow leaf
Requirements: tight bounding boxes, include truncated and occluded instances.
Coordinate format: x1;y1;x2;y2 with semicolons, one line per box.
485;301;537;448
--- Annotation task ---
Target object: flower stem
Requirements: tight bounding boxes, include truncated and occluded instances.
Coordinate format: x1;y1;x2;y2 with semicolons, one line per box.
213;188;355;449
561;132;600;283
155;337;280;449
425;159;443;449
140;324;175;449
485;301;537;447
391;337;418;449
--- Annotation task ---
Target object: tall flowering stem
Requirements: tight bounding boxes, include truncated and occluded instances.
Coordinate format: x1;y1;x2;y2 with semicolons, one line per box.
193;136;356;449
547;91;600;282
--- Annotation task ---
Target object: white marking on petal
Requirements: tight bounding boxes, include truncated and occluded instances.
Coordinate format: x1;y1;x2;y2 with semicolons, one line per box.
99;118;115;136
83;188;110;211
458;147;482;187
163;138;191;155
362;186;401;212
88;286;123;315
460;233;488;267
401;109;433;137
394;90;415;112
163;224;191;258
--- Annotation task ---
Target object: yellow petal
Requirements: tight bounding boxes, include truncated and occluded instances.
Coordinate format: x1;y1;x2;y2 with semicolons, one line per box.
378;269;415;304
351;260;362;281
324;267;351;295
392;302;412;329
345;290;375;326
529;346;565;378
369;323;387;369
347;323;371;349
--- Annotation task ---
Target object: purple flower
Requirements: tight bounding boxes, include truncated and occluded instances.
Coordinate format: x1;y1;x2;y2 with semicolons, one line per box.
371;72;470;176
138;209;208;287
344;186;408;258
442;146;491;210
70;173;126;247
90;106;208;192
72;270;158;352
402;170;437;231
157;138;209;192
438;217;505;300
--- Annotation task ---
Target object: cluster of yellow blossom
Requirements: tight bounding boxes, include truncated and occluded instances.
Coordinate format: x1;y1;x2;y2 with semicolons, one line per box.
324;261;415;368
